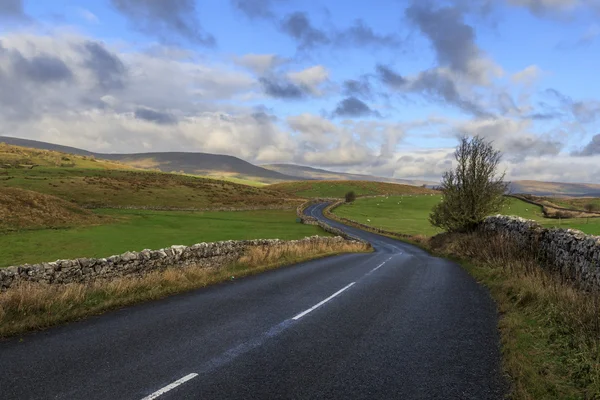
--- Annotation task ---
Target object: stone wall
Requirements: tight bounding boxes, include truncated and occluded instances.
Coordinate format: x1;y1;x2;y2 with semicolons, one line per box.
0;236;356;291
481;215;600;290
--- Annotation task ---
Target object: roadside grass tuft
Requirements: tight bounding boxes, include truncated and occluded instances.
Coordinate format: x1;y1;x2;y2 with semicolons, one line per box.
0;240;371;338
427;232;600;399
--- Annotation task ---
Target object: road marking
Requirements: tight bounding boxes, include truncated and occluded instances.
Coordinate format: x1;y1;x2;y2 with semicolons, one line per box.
141;373;198;400
367;256;395;275
293;282;356;320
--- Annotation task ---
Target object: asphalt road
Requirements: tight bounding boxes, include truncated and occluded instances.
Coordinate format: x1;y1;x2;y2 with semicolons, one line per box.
0;203;506;400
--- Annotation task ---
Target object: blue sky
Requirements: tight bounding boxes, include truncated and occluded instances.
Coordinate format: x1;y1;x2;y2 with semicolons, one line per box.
1;0;600;182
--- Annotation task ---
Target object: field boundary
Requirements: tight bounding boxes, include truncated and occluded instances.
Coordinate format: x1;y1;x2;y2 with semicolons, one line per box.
0;236;364;292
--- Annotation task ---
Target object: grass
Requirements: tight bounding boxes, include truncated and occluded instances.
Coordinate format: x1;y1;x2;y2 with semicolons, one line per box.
0;187;107;232
0;166;301;209
427;232;600;399
0;209;328;267
268;180;436;198
0;143;128;170
0;239;371;338
334;195;600;236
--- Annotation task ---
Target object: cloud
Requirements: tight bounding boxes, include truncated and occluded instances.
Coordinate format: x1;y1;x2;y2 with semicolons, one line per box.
506;0;582;15
0;0;25;19
287;65;329;94
454;117;563;160
134;107;177;125
406;2;502;85
11;51;73;84
259;77;306;99
511;65;542;85
334;20;401;48
110;0;215;46
233;53;285;74
545;88;600;123
231;0;283;19
78;8;99;24
280;12;329;50
332;96;380;118
343;77;371;98
81;41;127;91
572;134;600;156
376;64;407;89
279;12;399;52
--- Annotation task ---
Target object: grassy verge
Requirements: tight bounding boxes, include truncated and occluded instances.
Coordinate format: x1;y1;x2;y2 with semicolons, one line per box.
0;209;328;267
0;240;371;338
424;232;600;399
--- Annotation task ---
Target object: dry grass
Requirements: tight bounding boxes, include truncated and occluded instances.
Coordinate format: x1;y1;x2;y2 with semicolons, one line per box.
0;187;107;231
428;232;600;399
0;240;370;338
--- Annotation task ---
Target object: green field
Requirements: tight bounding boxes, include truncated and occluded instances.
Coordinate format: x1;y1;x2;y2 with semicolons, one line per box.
268;180;435;199
334;195;600;236
0;209;327;268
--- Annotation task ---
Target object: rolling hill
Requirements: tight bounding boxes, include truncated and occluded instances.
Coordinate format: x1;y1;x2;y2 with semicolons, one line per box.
509;180;600;197
262;163;435;186
0;136;298;184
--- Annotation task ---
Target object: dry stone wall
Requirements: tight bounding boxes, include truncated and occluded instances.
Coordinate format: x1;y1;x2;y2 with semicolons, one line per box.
0;236;354;291
481;215;600;290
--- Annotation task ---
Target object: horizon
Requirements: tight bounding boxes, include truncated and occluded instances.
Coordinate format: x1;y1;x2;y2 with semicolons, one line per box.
1;0;599;183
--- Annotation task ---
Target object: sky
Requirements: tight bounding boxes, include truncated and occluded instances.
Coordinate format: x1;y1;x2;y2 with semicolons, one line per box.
1;0;600;183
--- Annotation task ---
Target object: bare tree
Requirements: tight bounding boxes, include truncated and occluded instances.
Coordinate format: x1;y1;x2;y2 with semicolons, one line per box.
429;136;509;232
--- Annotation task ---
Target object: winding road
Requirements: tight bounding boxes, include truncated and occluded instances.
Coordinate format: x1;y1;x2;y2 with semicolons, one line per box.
0;203;506;399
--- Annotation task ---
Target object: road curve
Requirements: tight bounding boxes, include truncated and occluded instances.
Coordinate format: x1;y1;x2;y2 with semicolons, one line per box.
0;203;506;400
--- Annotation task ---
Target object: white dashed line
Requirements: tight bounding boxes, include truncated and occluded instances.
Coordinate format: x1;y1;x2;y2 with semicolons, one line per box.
293;282;356;320
141;373;198;400
366;256;395;275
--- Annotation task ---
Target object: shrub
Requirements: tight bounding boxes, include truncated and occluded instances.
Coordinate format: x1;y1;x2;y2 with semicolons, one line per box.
429;136;509;232
345;191;356;203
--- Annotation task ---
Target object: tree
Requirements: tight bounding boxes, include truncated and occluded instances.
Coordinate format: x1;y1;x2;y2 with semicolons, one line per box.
345;191;356;203
584;203;598;213
429;136;509;233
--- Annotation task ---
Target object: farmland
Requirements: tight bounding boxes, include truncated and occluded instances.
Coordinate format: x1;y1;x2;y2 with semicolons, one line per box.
333;195;600;236
0;209;326;268
268;180;436;198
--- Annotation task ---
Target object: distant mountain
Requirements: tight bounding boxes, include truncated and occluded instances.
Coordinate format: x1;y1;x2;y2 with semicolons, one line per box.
0;136;298;183
510;180;600;197
262;163;436;187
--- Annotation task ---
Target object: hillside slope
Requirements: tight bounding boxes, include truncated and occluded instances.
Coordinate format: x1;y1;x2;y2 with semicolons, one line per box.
0;136;298;184
262;163;435;186
268;180;437;198
0;187;106;231
0;143;302;210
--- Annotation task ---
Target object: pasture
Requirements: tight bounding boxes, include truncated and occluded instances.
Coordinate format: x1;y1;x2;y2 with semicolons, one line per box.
268;180;436;199
0;209;327;268
334;195;600;236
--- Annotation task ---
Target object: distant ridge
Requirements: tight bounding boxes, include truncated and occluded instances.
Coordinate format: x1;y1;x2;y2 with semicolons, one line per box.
262;163;436;186
0;136;298;183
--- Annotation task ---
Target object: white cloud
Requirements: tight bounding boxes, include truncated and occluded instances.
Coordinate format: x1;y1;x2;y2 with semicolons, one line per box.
287;65;329;94
511;65;542;86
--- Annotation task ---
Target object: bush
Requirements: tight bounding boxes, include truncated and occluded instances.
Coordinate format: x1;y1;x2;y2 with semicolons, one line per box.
429;136;509;232
345;191;356;203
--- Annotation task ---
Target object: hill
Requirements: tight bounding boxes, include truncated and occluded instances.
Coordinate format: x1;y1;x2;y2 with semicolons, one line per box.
0;136;298;184
262;163;435;186
0;187;106;232
0;143;302;210
268;180;437;198
510;180;600;197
